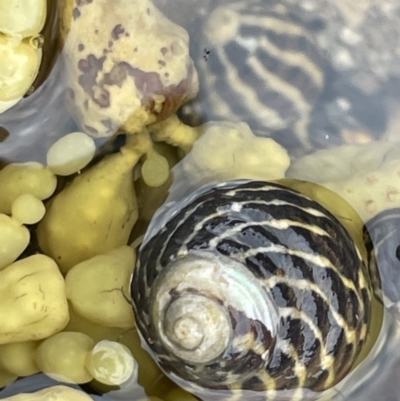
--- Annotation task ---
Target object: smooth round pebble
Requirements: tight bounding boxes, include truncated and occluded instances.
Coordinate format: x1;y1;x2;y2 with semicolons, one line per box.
11;194;45;224
141;151;170;187
46;132;96;176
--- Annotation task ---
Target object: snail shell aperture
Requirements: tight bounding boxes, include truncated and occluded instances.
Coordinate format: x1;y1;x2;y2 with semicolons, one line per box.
131;180;372;399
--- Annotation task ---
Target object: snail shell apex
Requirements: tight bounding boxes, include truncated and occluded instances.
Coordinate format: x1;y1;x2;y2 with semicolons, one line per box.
151;251;278;367
131;180;372;398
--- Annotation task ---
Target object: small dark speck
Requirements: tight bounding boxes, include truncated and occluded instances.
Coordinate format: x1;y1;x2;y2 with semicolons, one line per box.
134;47;138;52
73;7;81;19
84;125;98;135
125;32;129;37
158;60;166;67
111;24;125;40
164;72;169;78
95;29;99;34
101;119;114;129
66;87;75;100
108;40;113;48
78;43;84;51
203;48;211;61
147;7;151;15
161;47;168;56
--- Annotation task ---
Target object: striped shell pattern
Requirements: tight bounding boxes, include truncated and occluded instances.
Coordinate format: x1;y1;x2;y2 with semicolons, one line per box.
179;0;388;153
180;0;326;152
131;181;372;400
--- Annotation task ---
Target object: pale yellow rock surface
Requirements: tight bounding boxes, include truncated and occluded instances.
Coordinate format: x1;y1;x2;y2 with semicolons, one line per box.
0;255;69;344
0;0;46;111
11;194;45;225
0;0;46;38
36;332;94;384
0;34;42;103
0;214;30;270
0;341;39;377
175;121;290;188
0;385;94;401
0;369;17;388
37;136;148;274
0;162;56;215
66;246;136;328
61;0;198;137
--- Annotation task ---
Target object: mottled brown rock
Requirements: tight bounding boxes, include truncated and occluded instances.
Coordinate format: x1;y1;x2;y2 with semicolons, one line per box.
61;0;199;137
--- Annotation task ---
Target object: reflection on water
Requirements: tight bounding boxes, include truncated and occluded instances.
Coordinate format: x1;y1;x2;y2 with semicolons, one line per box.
0;57;76;164
332;311;400;401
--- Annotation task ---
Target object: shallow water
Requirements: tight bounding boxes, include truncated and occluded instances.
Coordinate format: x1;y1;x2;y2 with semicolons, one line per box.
1;0;400;400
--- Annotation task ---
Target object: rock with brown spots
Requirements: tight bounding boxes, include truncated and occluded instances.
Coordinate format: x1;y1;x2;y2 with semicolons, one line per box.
60;0;199;137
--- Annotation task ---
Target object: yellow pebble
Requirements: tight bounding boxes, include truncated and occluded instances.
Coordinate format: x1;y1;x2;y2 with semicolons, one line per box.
0;162;56;214
0;214;29;270
0;0;46;38
141;150;170;187
65;246;135;328
0;341;39;377
36;332;94;384
0;369;17;388
11;194;45;224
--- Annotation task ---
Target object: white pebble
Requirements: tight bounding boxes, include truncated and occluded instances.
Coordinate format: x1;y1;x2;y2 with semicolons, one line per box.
46;132;96;176
86;340;137;386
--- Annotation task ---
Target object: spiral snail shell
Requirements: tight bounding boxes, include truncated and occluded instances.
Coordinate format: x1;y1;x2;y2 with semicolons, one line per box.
179;0;389;154
179;0;326;153
131;180;373;400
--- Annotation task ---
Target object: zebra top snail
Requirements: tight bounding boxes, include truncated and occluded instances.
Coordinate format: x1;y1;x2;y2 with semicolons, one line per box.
178;0;388;153
131;179;382;401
